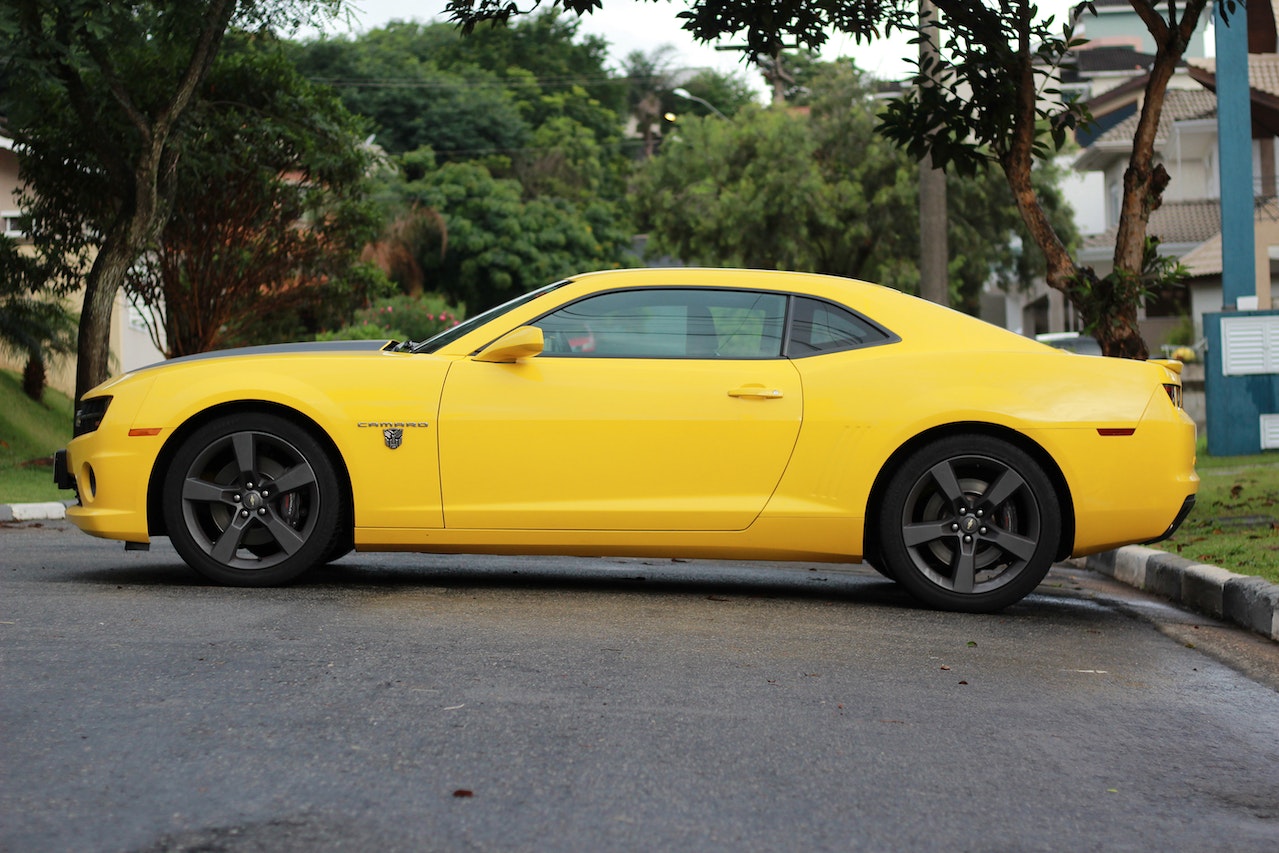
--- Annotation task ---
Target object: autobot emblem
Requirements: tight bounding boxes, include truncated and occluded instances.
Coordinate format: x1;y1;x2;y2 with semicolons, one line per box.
383;428;403;450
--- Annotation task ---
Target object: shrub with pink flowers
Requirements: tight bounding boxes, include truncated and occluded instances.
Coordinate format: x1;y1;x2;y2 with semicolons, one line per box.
318;293;465;343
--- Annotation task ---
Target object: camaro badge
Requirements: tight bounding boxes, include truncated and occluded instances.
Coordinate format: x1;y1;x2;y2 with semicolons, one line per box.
356;421;429;449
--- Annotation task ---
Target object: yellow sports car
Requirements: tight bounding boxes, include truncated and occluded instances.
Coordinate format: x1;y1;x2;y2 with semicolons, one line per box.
54;269;1198;612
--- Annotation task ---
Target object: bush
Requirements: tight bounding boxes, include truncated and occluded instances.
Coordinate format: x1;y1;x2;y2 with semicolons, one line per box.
315;322;404;342
318;293;465;343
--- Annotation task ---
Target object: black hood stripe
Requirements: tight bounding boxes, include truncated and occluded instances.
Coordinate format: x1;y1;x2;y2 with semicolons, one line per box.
133;340;393;373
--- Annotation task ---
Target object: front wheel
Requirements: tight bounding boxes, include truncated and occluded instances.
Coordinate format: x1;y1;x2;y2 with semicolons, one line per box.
877;435;1061;613
162;413;345;586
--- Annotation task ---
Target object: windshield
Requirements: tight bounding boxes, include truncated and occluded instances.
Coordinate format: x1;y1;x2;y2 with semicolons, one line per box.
412;280;568;354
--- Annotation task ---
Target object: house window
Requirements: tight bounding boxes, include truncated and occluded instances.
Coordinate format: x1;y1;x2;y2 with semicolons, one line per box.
2;211;29;238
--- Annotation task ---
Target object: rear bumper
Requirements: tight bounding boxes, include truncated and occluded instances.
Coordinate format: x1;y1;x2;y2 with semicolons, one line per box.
1142;494;1196;545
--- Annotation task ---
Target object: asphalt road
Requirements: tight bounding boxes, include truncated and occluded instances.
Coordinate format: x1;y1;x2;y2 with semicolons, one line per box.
2;521;1278;852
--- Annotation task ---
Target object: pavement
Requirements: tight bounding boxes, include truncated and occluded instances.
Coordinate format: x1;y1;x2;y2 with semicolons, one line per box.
4;499;1277;643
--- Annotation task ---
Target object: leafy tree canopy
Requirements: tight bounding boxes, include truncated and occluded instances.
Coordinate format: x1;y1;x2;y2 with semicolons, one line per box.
634;60;1076;312
288;11;627;158
124;32;388;357
0;0;344;397
447;0;910;58
384;147;634;310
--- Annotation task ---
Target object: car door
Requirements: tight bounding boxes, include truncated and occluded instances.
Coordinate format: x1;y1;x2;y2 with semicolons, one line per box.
436;287;803;531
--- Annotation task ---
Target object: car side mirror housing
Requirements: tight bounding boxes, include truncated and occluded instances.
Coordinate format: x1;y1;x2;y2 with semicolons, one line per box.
474;326;544;363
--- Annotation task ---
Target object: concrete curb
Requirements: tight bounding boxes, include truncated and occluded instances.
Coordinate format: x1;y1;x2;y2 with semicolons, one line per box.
1072;547;1279;643
0;501;72;522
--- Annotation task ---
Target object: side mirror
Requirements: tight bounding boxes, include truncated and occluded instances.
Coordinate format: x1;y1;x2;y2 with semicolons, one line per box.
474;326;544;363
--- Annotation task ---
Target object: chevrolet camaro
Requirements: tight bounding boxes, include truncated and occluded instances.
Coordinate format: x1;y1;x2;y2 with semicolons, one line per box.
54;269;1198;612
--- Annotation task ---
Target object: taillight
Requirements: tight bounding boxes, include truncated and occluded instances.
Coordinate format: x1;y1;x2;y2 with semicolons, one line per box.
73;396;112;436
1163;383;1183;409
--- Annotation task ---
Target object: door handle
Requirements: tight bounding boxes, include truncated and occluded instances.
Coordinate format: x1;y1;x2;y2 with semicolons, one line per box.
728;386;784;399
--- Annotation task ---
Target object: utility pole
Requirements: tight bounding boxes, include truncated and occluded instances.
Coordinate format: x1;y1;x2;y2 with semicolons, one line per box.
762;47;793;106
918;0;949;306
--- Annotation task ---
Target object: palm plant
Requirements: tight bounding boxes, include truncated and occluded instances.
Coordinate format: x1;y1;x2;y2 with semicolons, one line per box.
0;241;76;401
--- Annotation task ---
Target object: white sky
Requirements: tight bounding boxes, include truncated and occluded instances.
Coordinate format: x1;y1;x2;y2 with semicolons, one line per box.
323;0;1083;95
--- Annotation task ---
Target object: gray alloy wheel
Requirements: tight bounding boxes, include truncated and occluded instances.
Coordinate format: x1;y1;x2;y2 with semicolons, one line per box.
877;435;1062;613
162;413;343;586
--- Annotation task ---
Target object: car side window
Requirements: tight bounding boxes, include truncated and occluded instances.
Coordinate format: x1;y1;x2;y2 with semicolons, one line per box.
534;288;787;359
787;296;892;356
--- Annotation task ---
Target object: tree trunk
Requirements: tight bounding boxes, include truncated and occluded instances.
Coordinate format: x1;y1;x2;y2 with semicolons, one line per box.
21;351;46;402
75;231;138;399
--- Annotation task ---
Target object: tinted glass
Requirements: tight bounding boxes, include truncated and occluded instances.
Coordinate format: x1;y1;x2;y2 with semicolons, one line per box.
534;288;787;359
787;297;891;356
413;280;566;353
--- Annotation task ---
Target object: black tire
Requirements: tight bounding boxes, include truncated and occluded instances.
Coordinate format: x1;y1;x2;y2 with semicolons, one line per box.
162;413;345;586
863;552;897;581
876;435;1061;613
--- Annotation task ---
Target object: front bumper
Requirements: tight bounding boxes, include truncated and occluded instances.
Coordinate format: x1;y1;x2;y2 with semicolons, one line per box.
53;449;76;493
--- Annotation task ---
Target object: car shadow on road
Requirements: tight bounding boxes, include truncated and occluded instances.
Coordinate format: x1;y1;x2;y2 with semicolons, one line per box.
57;545;1095;618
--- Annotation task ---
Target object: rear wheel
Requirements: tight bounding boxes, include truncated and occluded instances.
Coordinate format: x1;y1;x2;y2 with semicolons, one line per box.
162;413;344;586
877;435;1061;612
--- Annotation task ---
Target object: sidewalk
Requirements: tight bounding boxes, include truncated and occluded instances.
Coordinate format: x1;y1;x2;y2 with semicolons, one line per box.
4;498;1277;641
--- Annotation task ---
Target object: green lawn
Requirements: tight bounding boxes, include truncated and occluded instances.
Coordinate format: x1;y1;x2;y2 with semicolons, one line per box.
2;372;1277;585
0;369;74;503
1156;441;1279;585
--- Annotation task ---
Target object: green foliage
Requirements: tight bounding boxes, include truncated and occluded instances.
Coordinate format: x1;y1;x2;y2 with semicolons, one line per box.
315;322;401;342
0;239;77;400
677;69;760;118
238;262;399;348
945;158;1079;314
326;293;465;343
1166;314;1196;348
0;241;75;360
290;24;533;158
1067;237;1188;340
633;61;1074;310
876;2;1090;176
447;0;913;59
634;105;830;270
291;9;638;294
288;11;627;167
0;1;346;295
0;0;348;395
123;32;387;355
388;151;634;310
403;9;626;120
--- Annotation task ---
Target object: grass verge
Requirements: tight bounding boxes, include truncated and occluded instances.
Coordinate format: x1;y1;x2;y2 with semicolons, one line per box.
1155;439;1279;585
0;369;74;503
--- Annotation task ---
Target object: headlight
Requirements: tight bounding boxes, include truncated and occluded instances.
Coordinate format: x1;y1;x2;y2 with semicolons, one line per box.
74;396;112;436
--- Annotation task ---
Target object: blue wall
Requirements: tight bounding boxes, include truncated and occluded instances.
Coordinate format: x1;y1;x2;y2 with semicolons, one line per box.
1204;312;1279;456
